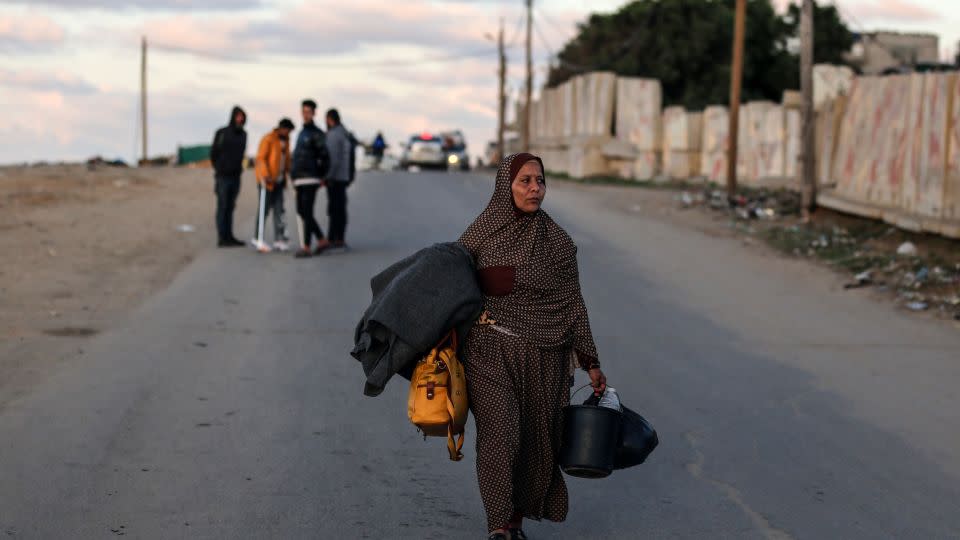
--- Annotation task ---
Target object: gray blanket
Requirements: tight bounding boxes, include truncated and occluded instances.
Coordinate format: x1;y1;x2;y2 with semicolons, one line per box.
351;242;483;396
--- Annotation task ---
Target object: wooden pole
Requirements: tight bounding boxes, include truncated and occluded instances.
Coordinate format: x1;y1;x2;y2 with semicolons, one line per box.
497;19;506;165
523;0;533;153
726;0;746;198
140;36;148;165
799;0;816;217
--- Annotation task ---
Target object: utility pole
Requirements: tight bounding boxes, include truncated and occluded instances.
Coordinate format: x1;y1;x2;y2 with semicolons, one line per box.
799;0;816;217
726;0;746;198
522;0;533;152
140;36;148;165
497;19;506;165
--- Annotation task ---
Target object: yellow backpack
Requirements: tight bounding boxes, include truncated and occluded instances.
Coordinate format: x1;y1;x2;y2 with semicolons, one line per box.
408;331;469;461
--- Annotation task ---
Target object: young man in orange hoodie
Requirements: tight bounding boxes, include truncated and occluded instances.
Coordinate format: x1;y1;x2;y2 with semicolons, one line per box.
252;118;295;252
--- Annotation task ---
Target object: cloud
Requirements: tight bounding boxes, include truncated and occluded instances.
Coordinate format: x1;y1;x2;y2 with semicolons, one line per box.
848;0;940;23
0;65;499;165
0;13;65;52
0;83;227;163
0;0;542;164
1;0;261;10
0;69;98;95
123;0;498;60
141;16;263;59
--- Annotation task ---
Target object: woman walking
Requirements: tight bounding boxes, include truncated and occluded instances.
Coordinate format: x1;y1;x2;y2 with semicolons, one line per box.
459;153;607;539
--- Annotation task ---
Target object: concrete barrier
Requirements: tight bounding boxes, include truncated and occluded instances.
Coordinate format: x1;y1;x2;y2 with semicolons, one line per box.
560;79;577;138
662;106;702;179
784;107;801;181
832;75;912;208
614;77;662;179
573;72;617;137
568;135;613;178
947;74;960;225
902;72;950;219
736;101;774;183
700;106;729;183
820;71;960;238
759;105;787;180
815;95;846;187
524;69;960;237
537;137;570;177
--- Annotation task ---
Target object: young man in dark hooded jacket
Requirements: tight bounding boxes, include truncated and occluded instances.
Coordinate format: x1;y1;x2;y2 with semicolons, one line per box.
291;99;331;258
211;106;248;247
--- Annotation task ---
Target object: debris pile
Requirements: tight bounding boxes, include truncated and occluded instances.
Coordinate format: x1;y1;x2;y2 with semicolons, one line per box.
765;225;960;318
677;187;960;320
679;187;802;221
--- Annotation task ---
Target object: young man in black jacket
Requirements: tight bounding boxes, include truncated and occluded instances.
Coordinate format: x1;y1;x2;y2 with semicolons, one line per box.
211;106;248;247
291;99;331;258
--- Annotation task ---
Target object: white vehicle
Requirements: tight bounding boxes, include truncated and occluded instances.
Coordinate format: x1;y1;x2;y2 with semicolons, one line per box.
400;134;446;170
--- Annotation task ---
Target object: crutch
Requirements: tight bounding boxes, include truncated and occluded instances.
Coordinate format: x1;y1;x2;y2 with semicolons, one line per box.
256;183;267;250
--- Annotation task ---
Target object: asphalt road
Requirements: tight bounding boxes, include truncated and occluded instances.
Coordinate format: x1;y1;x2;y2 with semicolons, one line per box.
1;170;959;539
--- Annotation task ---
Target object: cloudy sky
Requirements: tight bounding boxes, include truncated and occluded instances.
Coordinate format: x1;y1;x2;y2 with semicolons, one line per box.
1;0;957;165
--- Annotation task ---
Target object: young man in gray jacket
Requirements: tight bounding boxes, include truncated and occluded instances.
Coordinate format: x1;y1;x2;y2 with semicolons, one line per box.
324;108;355;249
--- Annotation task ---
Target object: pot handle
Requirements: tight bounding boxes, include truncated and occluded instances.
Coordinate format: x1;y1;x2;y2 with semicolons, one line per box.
571;382;603;401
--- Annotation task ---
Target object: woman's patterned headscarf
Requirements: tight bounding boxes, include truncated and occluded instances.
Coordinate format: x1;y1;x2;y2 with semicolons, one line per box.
459;153;599;369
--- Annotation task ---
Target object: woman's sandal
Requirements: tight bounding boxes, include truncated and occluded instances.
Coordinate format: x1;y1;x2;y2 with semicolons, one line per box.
509;528;528;540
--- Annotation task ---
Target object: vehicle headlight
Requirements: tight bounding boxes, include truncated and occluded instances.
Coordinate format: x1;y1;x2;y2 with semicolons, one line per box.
448;154;459;164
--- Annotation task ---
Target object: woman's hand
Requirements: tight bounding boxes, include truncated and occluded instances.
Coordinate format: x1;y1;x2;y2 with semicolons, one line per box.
588;368;607;396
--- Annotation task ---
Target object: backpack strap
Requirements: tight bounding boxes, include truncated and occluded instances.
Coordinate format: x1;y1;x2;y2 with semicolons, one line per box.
435;329;456;351
447;424;465;461
442;328;464;461
444;358;464;461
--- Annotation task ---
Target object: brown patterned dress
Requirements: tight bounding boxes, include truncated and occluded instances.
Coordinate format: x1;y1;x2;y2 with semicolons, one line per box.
458;153;601;532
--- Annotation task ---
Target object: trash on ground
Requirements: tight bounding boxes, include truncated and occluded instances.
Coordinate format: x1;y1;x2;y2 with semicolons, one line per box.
176;224;196;233
681;183;958;320
709;190;728;209
844;270;873;289
896;242;918;256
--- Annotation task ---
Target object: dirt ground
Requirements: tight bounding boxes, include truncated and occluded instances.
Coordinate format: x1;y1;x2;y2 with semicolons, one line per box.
0;163;255;404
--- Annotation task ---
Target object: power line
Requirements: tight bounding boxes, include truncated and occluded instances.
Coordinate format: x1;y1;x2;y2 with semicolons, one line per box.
535;6;568;39
506;14;526;49
533;18;555;59
150;43;502;69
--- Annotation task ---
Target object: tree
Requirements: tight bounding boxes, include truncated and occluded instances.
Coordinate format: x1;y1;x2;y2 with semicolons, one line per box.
547;0;853;110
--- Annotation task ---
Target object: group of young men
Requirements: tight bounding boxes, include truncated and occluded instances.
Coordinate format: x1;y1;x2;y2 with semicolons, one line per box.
211;99;355;258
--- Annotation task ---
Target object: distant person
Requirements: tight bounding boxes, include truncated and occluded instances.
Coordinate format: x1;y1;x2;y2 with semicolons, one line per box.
371;132;386;169
324;108;354;249
211;105;247;247
252;118;295;253
291;99;331;258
